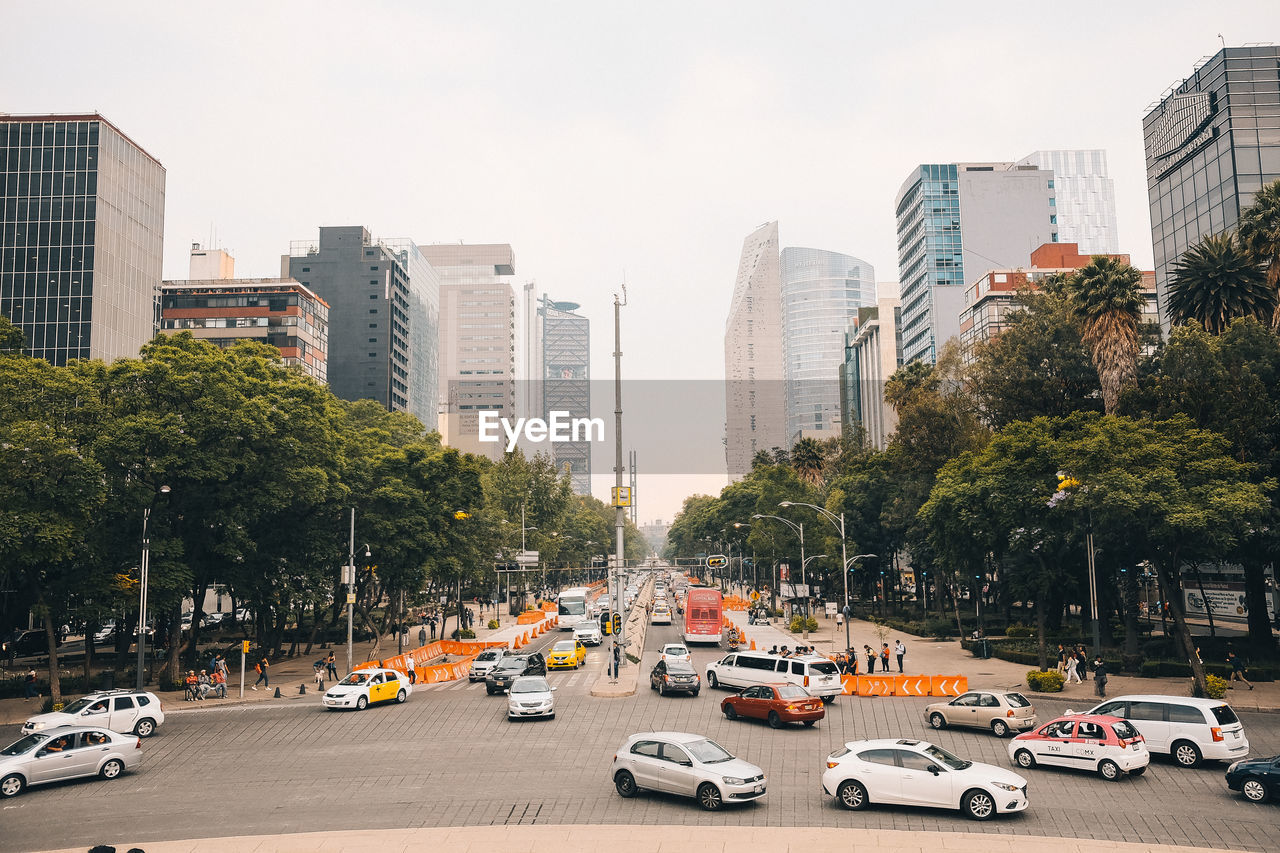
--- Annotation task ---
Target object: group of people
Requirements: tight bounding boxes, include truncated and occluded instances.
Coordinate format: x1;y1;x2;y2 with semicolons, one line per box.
857;641;907;674
1055;644;1111;696
766;644;815;657
183;653;230;701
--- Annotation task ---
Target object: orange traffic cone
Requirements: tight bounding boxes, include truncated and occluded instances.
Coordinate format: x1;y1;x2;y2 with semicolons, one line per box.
750;639;756;650
513;634;523;650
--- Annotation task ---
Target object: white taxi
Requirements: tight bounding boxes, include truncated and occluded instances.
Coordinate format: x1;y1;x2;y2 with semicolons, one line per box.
322;667;411;711
651;604;673;625
1008;714;1149;780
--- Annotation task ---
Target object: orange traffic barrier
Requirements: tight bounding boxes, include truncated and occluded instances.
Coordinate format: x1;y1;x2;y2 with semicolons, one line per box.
856;675;894;696
516;610;545;625
841;674;858;695
895;675;931;696
929;675;968;696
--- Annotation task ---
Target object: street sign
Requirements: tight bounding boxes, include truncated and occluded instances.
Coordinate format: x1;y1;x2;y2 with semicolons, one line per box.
611;486;632;507
750;591;759;602
346;593;355;604
517;550;539;567
780;564;790;581
241;640;251;654
707;554;727;569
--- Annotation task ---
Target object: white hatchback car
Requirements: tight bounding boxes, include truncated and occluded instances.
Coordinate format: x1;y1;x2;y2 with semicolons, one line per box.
507;675;556;720
612;731;766;810
23;690;165;738
660;643;692;664
822;738;1028;821
322;668;411;711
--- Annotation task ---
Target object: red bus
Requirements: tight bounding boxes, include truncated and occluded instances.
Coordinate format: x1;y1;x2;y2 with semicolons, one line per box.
683;588;723;644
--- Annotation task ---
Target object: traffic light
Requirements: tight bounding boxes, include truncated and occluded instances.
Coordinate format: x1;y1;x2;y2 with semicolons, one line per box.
611;612;622;635
600;612;612;635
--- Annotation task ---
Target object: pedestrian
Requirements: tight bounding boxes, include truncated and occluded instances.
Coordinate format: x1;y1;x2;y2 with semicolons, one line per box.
314;662;325;691
1227;650;1255;690
1056;644;1066;673
23;668;38;699
895;639;906;673
215;653;229;680
610;640;621;680
429;614;437;640
197;670;212;700
252;655;269;690
1093;656;1108;698
864;645;876;673
418;625;427;647
325;650;338;681
1076;646;1089;681
1064;652;1081;684
880;643;891;672
835;611;844;631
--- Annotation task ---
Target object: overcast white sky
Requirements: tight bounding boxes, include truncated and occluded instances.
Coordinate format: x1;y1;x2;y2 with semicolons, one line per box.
4;1;1276;524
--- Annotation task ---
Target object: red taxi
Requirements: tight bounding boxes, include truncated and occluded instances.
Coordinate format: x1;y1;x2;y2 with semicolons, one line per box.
1008;714;1149;781
721;683;825;729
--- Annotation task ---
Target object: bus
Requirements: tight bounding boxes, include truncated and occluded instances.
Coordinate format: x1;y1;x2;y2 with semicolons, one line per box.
556;586;592;630
684;588;723;644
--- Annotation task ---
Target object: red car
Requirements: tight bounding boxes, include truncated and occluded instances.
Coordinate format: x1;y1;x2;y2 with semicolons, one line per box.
721;683;825;729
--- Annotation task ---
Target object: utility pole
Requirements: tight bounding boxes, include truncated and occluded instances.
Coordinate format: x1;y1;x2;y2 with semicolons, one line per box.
612;286;627;665
345;508;355;677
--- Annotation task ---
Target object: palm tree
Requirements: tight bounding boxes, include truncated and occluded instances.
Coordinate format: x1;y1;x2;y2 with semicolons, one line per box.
1065;256;1145;414
789;437;825;489
1237;179;1280;330
1167;231;1274;334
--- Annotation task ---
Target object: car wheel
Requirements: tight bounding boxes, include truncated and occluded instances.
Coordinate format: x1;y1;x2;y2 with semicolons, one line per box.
650;679;656;691
991;719;1009;738
707;672;719;689
1128;766;1146;777
0;774;24;798
548;712;555;720
803;719;816;727
134;718;156;738
1099;759;1121;781
1242;777;1269;803
396;689;407;703
659;682;666;696
486;687;495;695
962;788;996;821
724;703;738;720
693;689;700;697
836;779;868;810
99;759;124;780
1172;740;1202;768
697;782;723;811
929;712;947;730
1014;749;1036;769
768;710;783;729
614;770;638;798
356;695;368;711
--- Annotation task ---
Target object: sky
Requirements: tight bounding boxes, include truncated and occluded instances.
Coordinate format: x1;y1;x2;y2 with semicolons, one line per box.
3;1;1277;525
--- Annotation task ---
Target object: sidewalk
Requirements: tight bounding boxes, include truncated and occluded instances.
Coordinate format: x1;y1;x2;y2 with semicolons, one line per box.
44;823;1251;853
0;607;533;727
724;610;1280;711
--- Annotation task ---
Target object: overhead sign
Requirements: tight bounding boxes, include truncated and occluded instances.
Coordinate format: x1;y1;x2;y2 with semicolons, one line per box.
706;554;727;569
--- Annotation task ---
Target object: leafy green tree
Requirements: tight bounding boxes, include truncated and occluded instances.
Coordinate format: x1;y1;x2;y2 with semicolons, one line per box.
1167;232;1274;334
789;437;825;489
1063;256;1146;414
0;314;24;355
1237;179;1280;330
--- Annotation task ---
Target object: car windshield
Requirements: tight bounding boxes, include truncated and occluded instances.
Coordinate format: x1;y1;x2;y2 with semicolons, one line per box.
511;678;549;693
559;599;586;616
922;743;971;770
496;659;526;671
477;651;500;661
60;697;96;714
777;685;809;699
1112;720;1140;739
552;641;574;651
1211;704;1239;725
686;738;734;764
1004;693;1032;708
1;734;47;756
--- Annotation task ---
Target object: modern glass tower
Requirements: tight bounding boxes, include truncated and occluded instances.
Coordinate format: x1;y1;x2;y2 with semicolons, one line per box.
536;295;591;494
1143;45;1280;319
780;247;874;443
0;113;165;364
1016;150;1119;254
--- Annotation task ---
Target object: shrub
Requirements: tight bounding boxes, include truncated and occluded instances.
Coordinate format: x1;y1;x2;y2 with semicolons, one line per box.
1025;669;1065;692
451;628;476;640
1203;674;1229;699
1139;660;1161;678
487;619;499;630
1004;625;1035;638
789;616;805;634
806;616;819;632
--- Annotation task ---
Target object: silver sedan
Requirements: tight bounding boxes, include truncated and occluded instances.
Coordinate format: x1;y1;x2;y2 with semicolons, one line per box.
611;731;766;810
0;726;141;798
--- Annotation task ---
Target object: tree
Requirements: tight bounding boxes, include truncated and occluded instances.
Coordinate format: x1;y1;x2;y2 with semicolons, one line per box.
789;437;825;489
1167;232;1274;334
1064;256;1146;414
0;314;25;355
1237;179;1280;330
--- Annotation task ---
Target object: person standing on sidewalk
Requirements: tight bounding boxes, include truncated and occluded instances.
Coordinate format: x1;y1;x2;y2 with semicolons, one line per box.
610;640;621;680
864;645;876;674
314;661;325;691
880;643;891;672
418;625;427;647
894;639;906;673
325;650;338;681
1092;656;1108;698
252;655;269;690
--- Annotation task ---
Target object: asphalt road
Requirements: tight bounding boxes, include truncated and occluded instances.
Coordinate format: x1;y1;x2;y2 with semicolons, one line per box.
3;617;1278;853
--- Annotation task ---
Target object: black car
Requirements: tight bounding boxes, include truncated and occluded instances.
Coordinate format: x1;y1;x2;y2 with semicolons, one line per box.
2;630;52;659
1226;754;1280;803
649;659;701;696
486;652;546;694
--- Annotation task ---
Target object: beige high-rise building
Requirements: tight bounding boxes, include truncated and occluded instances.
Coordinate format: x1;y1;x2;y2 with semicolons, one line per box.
422;243;516;460
724;221;785;477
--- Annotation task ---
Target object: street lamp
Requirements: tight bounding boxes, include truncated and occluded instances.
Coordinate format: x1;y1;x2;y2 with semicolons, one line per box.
844;554;876;651
137;485;170;691
752;514;806;617
1052;472;1100;658
779;500;853;648
343;507;371;677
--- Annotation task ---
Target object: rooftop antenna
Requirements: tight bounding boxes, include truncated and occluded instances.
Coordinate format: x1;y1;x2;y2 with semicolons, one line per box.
1218;33;1226;50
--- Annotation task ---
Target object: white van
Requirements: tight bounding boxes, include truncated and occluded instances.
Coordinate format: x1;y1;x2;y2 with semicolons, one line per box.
1074;694;1249;767
705;651;843;700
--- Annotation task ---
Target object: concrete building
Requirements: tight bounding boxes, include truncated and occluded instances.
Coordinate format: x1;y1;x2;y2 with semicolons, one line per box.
0;113;165;364
1143;45;1280;320
839;297;903;451
780;247;875;444
958;242;1159;353
535;294;591;494
420;243;516;460
187;243;235;281
287;226;439;427
724;221;785;477
160;278;329;383
895;162;1057;365
1016;150;1119;254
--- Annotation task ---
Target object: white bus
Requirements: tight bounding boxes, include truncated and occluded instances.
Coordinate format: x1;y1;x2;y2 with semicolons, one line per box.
556;586;592;630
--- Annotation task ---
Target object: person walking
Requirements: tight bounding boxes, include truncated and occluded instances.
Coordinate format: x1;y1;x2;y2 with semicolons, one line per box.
418;625;427;647
894;639;906;673
1056;644;1067;673
1092;656;1108;698
251;655;269;690
1227;650;1255;690
429;614;437;640
325;650;338;681
880;643;891;673
1064;652;1082;684
23;669;38;699
1076;647;1089;681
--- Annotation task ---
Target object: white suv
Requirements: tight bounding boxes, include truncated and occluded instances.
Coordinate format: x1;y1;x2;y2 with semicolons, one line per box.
707;651;843;700
1073;694;1249;767
22;689;164;738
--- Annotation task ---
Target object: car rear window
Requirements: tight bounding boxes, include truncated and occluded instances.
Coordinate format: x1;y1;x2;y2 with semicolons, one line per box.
1112;720;1139;740
1004;693;1031;708
1211;704;1239;725
777;685;808;699
809;661;839;675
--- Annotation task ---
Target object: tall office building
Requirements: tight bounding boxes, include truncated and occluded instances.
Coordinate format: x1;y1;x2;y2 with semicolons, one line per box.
779;247;875;443
1143;45;1280;318
0;113;165;364
895;162;1057;365
534;294;591;493
725;221;785;477
1016;150;1120;254
840;296;903;451
421;243;516;460
287;226;439;427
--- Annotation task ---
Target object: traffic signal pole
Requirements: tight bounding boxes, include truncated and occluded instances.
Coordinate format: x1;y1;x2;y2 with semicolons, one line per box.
612;288;627;669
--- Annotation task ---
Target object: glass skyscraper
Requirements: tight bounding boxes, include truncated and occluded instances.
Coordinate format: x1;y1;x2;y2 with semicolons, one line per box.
1143;45;1280;319
1;114;165;364
1017;150;1119;254
536;295;591;494
780;247;874;442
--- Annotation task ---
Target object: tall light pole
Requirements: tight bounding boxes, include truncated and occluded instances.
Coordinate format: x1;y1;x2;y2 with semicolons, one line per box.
343;508;371;677
779;501;848;644
844;554;877;651
137;485;170;691
610;286;628;666
752;514;805;616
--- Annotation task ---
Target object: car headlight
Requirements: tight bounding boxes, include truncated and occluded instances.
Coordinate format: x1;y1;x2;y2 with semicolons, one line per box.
722;776;746;785
991;782;1020;792
26;722;46;731
1227;760;1241;773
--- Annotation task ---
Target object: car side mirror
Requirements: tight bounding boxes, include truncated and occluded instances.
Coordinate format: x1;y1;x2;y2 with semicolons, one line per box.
551;687;558;692
679;759;693;767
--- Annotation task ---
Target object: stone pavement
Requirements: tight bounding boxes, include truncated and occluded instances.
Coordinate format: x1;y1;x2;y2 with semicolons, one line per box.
43;824;1252;853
